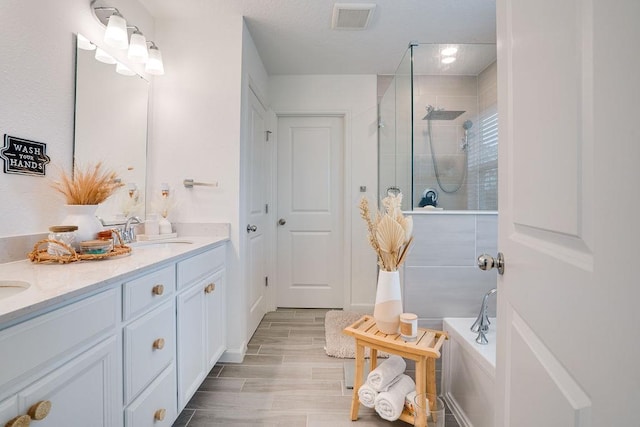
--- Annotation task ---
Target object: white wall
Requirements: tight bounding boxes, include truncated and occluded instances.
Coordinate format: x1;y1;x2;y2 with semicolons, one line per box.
0;0;153;238
268;75;379;311
149;15;269;361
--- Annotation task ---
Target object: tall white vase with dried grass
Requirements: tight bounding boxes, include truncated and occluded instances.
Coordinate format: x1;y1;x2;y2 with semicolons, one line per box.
51;163;124;246
360;194;413;334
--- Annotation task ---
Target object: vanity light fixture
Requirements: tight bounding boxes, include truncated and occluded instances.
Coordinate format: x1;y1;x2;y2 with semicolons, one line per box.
128;28;149;63
116;62;136;76
95;47;116;64
93;5;165;76
145;42;165;75
99;8;129;50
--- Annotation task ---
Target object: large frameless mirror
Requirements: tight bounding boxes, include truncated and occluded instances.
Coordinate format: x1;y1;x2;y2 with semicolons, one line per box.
73;33;149;223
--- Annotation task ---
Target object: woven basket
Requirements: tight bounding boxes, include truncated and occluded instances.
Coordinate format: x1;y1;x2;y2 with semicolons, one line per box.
28;229;131;264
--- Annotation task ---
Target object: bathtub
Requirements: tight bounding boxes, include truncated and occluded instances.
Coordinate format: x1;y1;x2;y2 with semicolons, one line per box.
442;318;496;427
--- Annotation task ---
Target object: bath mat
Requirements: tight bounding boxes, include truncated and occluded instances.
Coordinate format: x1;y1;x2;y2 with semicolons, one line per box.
324;310;389;359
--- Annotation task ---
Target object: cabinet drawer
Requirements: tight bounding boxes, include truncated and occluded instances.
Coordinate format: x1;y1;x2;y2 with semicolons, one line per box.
0;288;119;390
125;363;177;427
177;244;225;290
123;265;175;321
124;301;175;403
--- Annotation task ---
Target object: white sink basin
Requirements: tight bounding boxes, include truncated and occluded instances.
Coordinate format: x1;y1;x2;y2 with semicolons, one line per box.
0;281;31;300
130;239;194;247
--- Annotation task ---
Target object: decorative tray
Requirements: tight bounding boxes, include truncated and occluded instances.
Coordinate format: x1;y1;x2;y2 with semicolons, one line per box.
28;230;131;264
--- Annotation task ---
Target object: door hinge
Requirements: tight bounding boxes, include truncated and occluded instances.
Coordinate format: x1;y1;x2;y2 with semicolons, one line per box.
265;203;269;214
265;276;269;287
265;130;272;141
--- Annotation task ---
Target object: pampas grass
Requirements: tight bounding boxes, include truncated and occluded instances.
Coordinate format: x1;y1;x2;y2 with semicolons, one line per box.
51;162;124;205
359;194;413;271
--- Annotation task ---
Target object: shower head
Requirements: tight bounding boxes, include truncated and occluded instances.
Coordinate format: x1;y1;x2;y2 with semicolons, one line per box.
463;120;473;130
422;109;465;121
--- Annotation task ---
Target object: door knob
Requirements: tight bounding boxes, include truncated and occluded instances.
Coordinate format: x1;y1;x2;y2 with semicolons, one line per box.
278;218;286;226
246;224;257;233
477;252;505;275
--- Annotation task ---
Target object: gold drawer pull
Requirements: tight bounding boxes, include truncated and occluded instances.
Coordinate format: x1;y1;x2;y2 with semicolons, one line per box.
152;284;164;296
154;408;166;421
152;338;165;350
204;283;215;294
5;415;30;427
28;400;51;421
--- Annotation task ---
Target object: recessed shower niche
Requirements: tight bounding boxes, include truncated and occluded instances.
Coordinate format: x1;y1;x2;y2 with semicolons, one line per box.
379;43;498;212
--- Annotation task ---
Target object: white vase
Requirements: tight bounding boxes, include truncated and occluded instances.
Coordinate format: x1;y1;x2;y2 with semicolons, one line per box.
61;204;104;248
373;270;403;334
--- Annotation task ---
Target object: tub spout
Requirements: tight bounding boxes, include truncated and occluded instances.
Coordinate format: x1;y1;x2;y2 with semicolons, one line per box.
471;288;497;344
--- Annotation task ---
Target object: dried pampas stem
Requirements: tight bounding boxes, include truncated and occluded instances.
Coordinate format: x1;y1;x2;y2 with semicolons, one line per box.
51;162;124;205
359;194;413;272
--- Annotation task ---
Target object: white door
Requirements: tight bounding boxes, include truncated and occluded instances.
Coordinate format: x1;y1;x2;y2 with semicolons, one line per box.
246;88;269;337
496;1;640;426
276;115;344;308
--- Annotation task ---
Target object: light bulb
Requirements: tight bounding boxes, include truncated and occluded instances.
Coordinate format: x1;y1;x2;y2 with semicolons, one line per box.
128;31;149;63
104;12;128;50
145;45;164;75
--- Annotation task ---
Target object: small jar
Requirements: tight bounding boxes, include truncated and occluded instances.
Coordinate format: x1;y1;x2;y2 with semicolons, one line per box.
96;230;114;251
400;313;418;342
48;225;78;255
79;239;112;255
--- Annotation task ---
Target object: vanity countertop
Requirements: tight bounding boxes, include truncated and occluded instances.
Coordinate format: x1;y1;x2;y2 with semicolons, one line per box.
0;235;228;326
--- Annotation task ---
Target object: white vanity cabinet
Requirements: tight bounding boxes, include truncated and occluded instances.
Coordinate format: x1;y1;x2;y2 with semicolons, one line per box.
0;288;121;427
0;238;228;427
176;245;226;410
122;265;177;427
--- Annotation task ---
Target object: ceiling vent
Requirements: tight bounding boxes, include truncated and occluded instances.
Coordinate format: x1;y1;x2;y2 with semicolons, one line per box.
331;3;376;30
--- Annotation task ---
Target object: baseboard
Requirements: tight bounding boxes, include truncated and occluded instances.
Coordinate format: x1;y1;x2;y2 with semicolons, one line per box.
219;343;247;363
346;303;373;313
442;392;471;427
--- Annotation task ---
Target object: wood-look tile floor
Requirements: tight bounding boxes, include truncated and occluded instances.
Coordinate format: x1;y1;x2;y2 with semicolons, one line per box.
173;308;460;427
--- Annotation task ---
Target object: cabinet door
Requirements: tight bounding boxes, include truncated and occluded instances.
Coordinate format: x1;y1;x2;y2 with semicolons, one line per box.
205;268;226;368
17;336;121;427
176;281;206;411
0;397;18;427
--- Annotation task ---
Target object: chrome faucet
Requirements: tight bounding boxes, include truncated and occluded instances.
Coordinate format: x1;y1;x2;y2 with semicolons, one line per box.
470;288;497;345
122;216;142;244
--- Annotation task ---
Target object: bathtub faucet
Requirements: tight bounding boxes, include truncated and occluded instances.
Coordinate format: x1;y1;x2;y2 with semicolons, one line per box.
470;288;497;345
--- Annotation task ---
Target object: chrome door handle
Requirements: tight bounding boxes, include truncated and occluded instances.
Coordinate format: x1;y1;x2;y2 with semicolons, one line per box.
278;218;286;226
477;252;505;275
246;224;257;233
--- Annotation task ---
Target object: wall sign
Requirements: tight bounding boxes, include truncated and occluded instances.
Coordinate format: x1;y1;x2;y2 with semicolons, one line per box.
0;134;51;176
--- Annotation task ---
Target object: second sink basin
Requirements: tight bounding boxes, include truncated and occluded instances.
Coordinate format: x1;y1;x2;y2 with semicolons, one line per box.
0;280;31;300
130;239;194;248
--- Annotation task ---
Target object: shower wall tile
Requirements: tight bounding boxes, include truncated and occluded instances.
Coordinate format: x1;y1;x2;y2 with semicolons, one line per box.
406;214;476;266
478;61;498;95
476;214;498;257
402;213;498;322
414;75;478;97
403;266;497;318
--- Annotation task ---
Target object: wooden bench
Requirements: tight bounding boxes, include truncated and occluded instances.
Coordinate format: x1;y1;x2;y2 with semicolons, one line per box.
343;315;448;427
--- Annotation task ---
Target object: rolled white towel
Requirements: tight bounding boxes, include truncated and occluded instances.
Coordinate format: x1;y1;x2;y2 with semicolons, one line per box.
357;382;378;408
374;374;416;421
367;355;406;391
